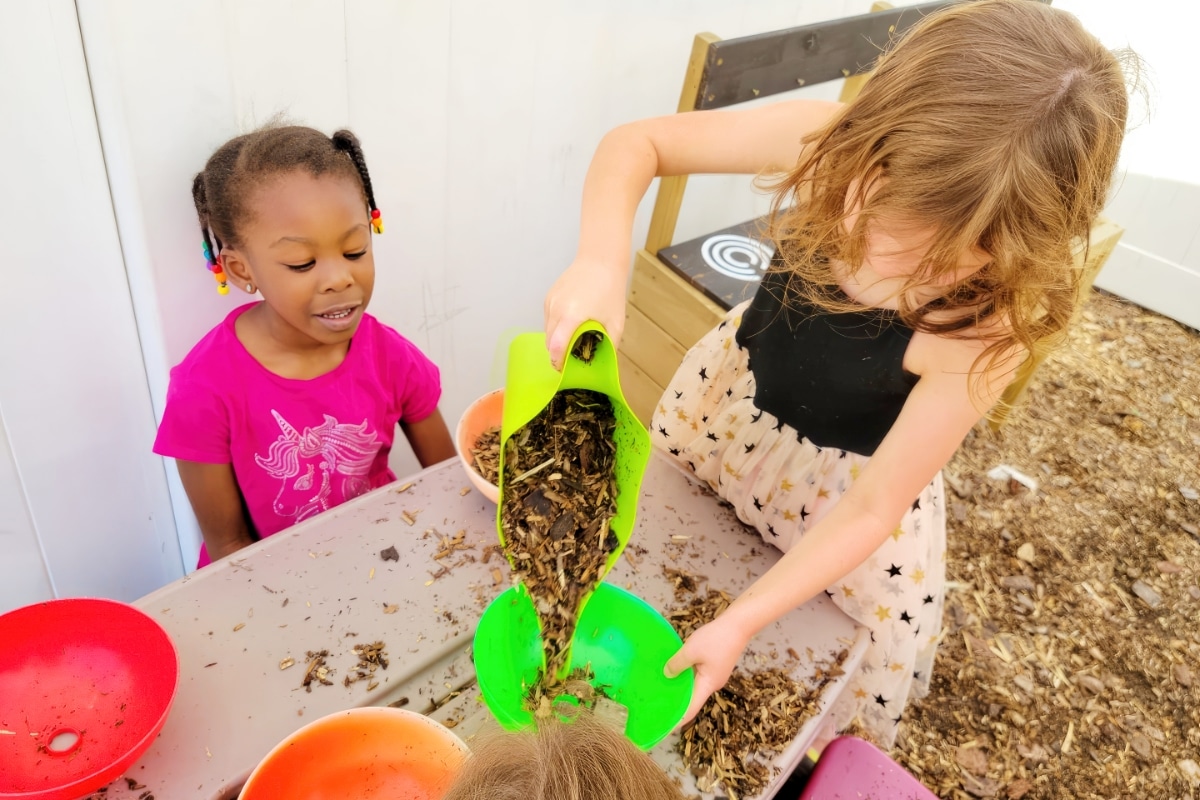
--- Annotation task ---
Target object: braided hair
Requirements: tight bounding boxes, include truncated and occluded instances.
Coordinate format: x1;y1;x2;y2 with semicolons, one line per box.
192;125;379;261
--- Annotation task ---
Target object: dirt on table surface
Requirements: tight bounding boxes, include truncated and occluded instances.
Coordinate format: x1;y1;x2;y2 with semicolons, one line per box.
898;292;1200;799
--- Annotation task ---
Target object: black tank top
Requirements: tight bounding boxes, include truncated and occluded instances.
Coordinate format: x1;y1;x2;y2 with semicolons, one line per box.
735;269;918;456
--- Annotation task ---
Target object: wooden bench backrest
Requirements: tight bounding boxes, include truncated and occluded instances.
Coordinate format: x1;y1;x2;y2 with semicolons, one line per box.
695;1;956;110
646;1;957;252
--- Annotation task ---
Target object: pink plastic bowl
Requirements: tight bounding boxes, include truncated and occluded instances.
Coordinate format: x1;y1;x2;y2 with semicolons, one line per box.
240;707;469;800
455;388;503;504
0;598;178;800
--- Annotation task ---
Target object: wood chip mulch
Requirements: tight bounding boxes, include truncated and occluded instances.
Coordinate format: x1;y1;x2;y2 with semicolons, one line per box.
899;292;1200;799
668;580;844;800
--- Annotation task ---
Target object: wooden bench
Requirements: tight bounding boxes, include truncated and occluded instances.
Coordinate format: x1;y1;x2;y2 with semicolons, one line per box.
617;1;1123;432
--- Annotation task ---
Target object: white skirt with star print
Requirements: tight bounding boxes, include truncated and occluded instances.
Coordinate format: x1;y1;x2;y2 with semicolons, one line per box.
651;299;946;749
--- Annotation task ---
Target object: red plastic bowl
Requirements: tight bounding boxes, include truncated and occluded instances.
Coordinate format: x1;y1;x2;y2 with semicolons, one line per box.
0;598;178;800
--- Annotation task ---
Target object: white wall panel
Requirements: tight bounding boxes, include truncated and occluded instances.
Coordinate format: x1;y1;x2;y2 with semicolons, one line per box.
0;0;182;611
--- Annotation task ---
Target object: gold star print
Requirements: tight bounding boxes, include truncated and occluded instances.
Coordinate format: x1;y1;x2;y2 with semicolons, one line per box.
911;568;926;584
780;478;794;491
658;404;666;416
842;585;855;598
766;490;775;503
849;464;861;480
781;509;797;522
676;409;689;421
890;527;904;542
690;420;699;431
854;688;868;699
724;430;735;439
890;662;906;673
817;487;830;499
734;316;742;326
723;338;732;350
874;605;892;622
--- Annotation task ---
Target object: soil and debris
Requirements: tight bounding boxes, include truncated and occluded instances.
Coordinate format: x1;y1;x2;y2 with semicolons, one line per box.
524;665;617;721
499;334;621;687
380;545;399;562
668;578;841;800
501;387;618;681
343;640;388;690
472;426;502;486
301;650;333;692
897;293;1200;799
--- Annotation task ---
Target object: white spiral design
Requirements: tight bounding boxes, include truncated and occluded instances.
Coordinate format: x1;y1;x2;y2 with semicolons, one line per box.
700;234;775;281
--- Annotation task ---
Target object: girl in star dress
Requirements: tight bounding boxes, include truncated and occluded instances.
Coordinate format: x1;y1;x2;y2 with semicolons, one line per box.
543;0;1132;746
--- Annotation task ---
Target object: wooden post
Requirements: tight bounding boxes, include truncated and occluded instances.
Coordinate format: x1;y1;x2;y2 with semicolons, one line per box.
643;32;720;254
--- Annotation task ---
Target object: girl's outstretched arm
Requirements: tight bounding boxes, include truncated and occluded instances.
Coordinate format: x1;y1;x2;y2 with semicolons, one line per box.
665;336;1022;723
401;409;456;468
544;99;842;368
176;460;255;563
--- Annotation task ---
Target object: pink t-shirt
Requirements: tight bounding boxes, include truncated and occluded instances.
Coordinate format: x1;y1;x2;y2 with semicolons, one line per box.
154;303;441;568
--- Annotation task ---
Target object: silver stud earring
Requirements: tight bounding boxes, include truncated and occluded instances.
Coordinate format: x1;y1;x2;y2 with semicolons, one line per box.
246;282;256;294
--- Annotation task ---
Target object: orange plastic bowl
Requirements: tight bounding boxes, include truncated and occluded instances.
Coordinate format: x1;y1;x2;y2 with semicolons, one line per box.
240;707;469;800
455;388;503;504
0;598;178;800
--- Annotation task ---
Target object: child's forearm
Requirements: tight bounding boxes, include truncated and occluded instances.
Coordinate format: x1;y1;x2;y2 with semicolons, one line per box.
401;410;456;468
206;532;255;562
574;125;659;269
721;496;895;638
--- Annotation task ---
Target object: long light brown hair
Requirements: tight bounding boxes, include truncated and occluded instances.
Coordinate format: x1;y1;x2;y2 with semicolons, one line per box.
443;712;686;800
766;0;1134;402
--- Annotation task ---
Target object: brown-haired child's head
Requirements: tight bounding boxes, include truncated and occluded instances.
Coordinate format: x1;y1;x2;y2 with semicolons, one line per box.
769;0;1137;394
443;711;687;800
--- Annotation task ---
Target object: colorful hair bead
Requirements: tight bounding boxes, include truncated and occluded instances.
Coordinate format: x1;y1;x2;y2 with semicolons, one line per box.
204;242;229;294
370;207;384;234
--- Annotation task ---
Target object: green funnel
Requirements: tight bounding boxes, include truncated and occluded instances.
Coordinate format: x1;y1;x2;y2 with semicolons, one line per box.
473;582;693;750
496;321;651;580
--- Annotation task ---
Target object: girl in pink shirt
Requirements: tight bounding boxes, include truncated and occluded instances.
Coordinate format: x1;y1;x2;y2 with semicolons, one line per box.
155;126;455;568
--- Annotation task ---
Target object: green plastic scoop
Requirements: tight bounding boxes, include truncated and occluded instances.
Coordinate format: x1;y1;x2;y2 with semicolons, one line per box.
496;321;651;580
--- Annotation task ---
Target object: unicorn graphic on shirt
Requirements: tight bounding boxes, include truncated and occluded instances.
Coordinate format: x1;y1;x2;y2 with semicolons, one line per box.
255;410;382;524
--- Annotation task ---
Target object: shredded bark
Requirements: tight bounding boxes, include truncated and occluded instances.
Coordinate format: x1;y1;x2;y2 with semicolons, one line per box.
472;426;502;486
342;640;388;689
500;381;619;690
301;649;333;692
668;587;842;800
900;293;1200;799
